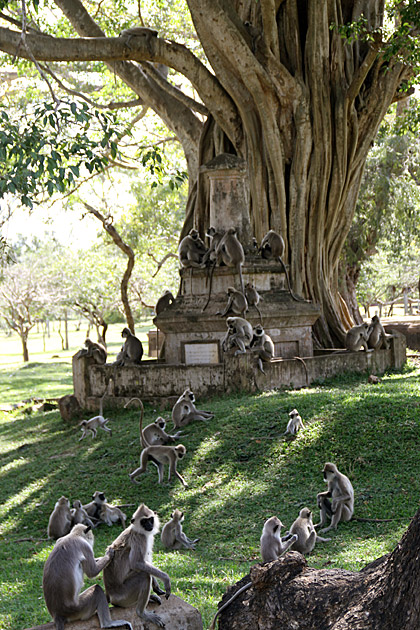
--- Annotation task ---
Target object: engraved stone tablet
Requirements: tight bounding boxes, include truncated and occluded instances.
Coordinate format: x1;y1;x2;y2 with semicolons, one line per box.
183;342;220;365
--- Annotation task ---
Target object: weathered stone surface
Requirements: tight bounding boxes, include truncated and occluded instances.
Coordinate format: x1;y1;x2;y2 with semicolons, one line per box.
73;331;406;410
58;394;82;423
383;318;420;351
26;595;203;630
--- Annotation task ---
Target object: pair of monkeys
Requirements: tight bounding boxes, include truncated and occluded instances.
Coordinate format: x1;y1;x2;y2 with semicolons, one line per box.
126;391;213;488
345;314;391;352
221;316;274;372
43;503;171;630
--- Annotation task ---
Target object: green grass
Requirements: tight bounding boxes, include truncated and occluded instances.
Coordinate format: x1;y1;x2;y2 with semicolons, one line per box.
0;334;420;629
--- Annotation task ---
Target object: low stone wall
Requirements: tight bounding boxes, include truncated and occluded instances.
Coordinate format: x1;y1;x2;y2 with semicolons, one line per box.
383;318;420;351
71;332;406;412
26;595;203;630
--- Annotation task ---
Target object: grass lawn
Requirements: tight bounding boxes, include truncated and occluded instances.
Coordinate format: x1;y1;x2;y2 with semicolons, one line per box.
0;329;419;629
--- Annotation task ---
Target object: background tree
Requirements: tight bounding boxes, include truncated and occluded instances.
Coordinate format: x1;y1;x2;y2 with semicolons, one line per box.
0;1;419;346
0;260;52;361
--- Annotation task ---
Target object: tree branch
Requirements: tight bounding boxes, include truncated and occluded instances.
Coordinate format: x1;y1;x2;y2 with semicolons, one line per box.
260;0;280;58
83;202;136;333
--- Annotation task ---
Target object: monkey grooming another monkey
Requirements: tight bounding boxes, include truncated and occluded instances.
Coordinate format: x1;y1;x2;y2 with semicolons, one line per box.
104;504;171;629
47;496;73;540
74;338;107;364
260;516;298;562
316;462;354;533
43;523;132;630
289;507;331;554
114;327;143;366
367;314;391;350
126;398;188;488
345;322;372;352
201;226;225;266
171;388;214;428
221;316;253;355
161;509;199;550
218;286;248;317
283;408;305;436
260;229;305;302
250;324;274;373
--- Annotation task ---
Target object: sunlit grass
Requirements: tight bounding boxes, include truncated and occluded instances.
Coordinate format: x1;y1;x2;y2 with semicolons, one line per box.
0;351;419;628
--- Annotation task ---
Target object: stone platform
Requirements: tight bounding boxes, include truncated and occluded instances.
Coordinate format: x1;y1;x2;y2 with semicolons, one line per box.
26;595;203;630
72;331;406;411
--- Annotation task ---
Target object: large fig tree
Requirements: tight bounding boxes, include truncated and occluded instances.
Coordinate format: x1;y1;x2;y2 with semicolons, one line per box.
0;0;418;345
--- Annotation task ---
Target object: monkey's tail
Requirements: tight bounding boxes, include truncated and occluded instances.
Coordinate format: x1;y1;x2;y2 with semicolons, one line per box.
208;582;252;630
202;261;216;312
277;257;307;303
124;397;147;448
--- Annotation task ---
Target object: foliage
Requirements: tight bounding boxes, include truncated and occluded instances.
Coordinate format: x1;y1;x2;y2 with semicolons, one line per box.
0;357;419;629
0;101;121;208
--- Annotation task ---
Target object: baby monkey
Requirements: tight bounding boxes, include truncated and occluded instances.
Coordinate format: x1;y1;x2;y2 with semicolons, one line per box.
161;509;199;550
283;408;305;436
79;415;112;440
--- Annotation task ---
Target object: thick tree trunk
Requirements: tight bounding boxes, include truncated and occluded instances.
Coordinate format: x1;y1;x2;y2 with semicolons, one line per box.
217;508;420;630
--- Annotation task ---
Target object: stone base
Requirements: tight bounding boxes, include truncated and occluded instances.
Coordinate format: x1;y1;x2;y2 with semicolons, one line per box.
26;595;202;630
72;332;406;410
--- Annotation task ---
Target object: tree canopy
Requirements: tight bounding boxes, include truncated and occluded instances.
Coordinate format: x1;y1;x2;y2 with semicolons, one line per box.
0;1;419;345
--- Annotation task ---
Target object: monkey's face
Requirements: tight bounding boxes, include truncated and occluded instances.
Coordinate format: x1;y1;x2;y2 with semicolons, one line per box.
155;418;166;430
189;229;199;240
254;325;264;336
93;491;106;503
131;504;159;534
172;509;184;522
139;516;155;531
265;516;282;534
58;496;70;507
121;327;130;338
300;508;311;519
176;445;187;459
323;464;336;481
289;409;299;418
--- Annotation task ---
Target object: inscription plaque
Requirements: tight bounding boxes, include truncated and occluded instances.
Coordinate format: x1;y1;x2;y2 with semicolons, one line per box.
183;342;220;365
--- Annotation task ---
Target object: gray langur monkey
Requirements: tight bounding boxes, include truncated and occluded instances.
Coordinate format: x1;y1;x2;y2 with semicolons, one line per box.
245;281;263;322
142;416;183;446
155;290;175;315
283;408;305;436
126;398;188;488
161;509;199;550
367;314;391;350
201;226;225;266
345;322;372;352
217;286;248;317
289;507;331;554
103;504;171;629
215;227;245;295
259;229;305;302
119;25;158;53
114;327;143;366
260;516;298;563
221;316;253;355
83;491;107;521
316;462;354;533
74;338;107;364
47;496;73;540
79;415;112;440
171;389;214;428
178;228;208;269
99;503;127;528
250;324;274;373
209;513;298;630
43;524;132;630
71;500;95;528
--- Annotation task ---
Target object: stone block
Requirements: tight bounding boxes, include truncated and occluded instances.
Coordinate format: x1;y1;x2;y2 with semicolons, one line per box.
26;595;203;630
